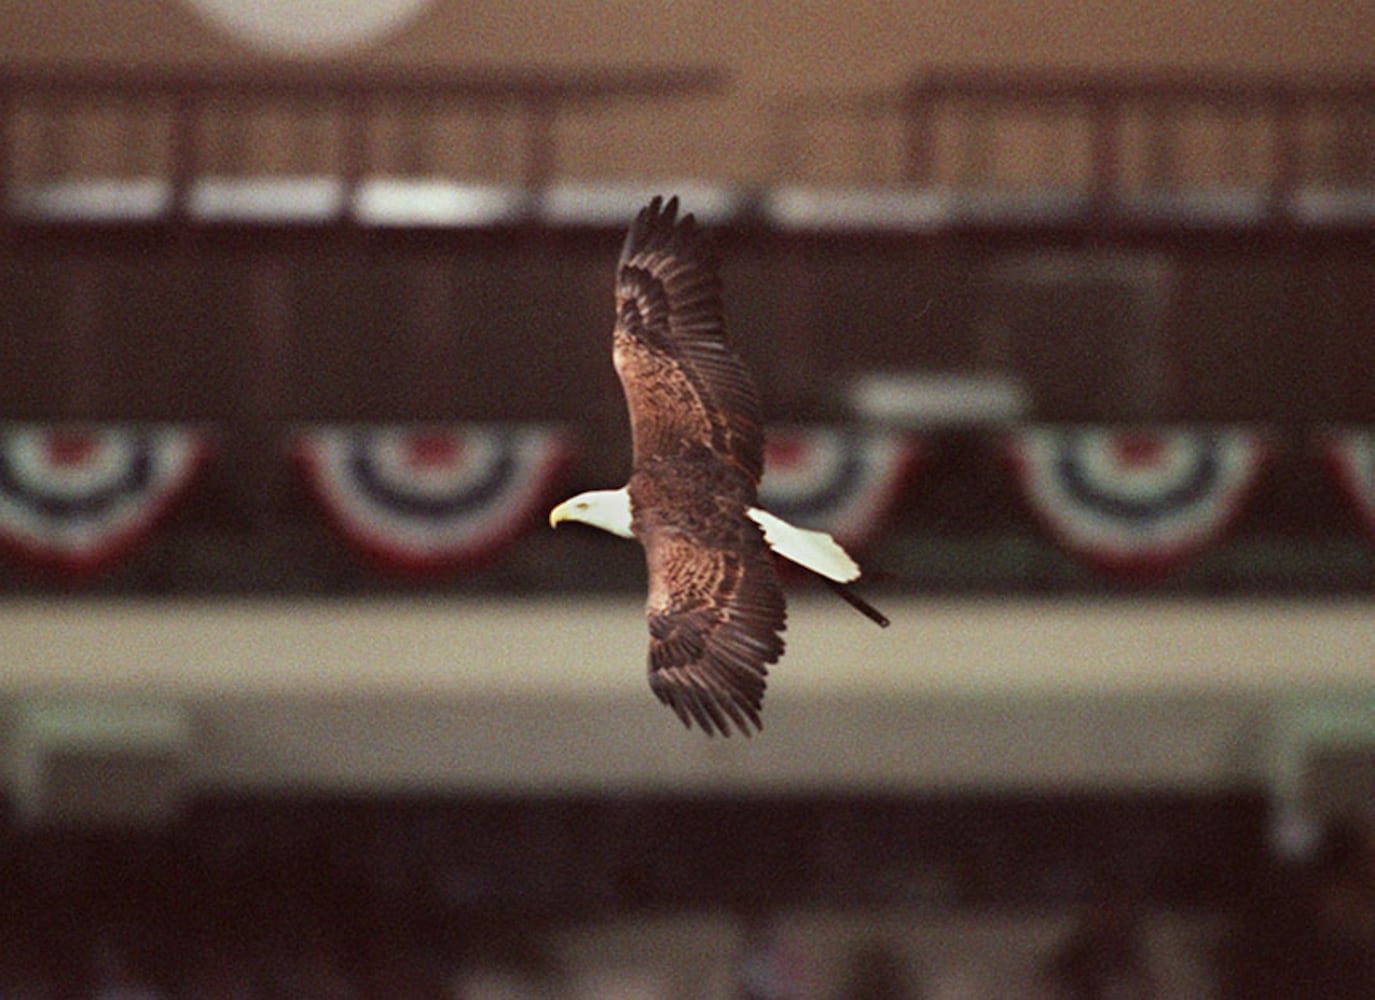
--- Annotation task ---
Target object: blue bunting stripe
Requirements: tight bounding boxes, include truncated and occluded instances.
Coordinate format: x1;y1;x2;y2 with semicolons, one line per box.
760;426;922;552
0;424;213;576
1007;426;1267;578
293;424;574;575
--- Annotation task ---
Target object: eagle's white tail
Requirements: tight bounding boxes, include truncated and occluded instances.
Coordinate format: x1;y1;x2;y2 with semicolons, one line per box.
747;508;861;583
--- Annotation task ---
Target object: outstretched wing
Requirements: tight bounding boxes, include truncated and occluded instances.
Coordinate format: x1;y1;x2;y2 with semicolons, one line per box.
613;195;765;484
641;515;787;737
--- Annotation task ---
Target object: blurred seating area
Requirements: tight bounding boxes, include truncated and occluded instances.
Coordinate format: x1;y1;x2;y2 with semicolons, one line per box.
0;790;1275;997
3;792;1375;997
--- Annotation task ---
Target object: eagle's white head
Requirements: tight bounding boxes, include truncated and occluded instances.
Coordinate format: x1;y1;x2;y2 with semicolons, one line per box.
548;488;634;539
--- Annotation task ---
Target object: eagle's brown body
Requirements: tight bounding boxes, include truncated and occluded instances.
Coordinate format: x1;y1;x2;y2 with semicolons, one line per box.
613;199;789;736
549;195;885;737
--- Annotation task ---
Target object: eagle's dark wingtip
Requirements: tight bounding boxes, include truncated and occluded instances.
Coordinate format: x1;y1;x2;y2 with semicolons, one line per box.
619;193;715;284
643;194;696;237
651;671;762;739
636;194;676;227
623;194;680;267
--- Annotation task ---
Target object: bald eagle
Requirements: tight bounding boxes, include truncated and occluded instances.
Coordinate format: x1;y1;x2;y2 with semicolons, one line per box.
549;196;888;737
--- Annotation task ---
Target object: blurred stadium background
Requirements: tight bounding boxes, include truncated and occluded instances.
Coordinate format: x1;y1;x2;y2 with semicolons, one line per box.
2;1;1375;995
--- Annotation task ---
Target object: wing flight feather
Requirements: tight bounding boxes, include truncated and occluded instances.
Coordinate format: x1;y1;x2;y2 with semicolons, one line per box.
613;196;765;484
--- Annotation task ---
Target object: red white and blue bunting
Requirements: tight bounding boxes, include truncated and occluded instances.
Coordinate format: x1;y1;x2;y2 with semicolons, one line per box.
0;424;213;577
1007;426;1267;578
22;420;1375;586
293;424;574;576
760;425;922;553
1321;429;1375;539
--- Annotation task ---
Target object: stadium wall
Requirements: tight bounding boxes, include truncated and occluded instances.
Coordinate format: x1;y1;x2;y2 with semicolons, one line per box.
1;597;1369;792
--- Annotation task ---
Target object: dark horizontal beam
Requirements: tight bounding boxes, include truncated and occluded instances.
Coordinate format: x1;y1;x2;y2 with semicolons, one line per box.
0;62;729;105
906;66;1375;104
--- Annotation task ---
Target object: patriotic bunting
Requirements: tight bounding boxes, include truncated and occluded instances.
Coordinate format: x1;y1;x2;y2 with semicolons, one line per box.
293;424;574;576
0;424;213;577
1007;426;1267;578
20;420;1375;588
760;425;922;552
1321;429;1375;539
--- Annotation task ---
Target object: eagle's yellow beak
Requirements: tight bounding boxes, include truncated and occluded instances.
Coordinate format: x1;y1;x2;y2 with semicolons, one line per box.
548;501;570;528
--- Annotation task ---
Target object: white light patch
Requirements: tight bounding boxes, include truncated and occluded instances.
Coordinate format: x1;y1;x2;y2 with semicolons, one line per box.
183;0;433;55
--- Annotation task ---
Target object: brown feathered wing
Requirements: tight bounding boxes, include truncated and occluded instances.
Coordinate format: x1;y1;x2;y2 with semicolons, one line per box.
613;195;764;483
638;492;787;737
